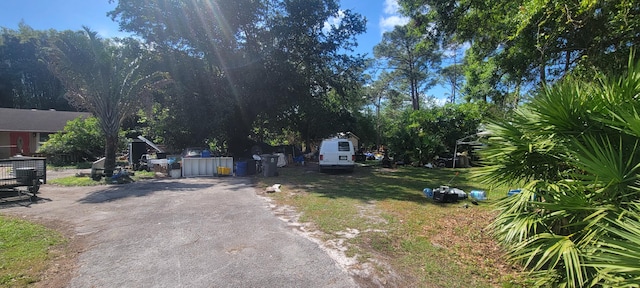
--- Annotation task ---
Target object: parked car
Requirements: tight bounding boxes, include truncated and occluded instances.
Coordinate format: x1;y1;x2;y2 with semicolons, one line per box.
318;138;355;172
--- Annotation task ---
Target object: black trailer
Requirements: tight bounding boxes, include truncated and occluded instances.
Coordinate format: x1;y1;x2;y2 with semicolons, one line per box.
0;157;46;203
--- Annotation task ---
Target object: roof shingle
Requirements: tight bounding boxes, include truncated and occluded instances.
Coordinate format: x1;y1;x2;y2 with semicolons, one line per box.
0;108;92;133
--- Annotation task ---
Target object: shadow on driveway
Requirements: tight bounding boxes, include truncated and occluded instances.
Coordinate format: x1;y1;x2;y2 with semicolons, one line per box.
77;179;212;204
77;177;257;204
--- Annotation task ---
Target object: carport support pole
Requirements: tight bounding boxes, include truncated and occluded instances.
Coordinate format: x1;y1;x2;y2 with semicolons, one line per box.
453;141;458;169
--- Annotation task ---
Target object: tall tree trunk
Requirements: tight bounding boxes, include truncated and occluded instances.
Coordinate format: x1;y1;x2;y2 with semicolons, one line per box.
564;50;571;74
538;45;547;87
104;133;118;177
376;96;381;149
411;78;420;110
452;49;457;103
540;61;547;87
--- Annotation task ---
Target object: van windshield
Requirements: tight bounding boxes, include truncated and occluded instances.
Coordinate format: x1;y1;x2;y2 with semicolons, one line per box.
338;141;350;151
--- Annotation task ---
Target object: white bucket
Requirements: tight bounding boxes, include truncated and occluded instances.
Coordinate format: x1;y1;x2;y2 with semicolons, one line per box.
170;169;181;178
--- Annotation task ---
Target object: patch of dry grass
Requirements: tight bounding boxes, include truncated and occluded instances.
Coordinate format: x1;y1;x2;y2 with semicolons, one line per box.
259;164;526;287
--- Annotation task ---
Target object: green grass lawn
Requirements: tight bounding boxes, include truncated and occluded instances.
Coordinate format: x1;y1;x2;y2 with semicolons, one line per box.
0;216;66;287
259;164;526;287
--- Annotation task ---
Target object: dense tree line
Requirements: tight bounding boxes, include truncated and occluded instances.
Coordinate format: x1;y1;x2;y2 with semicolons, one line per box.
108;0;369;153
0;24;72;111
398;0;639;104
0;0;371;158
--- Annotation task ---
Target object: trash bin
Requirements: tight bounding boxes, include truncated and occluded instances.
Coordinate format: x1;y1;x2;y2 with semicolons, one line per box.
246;159;256;175
169;162;181;178
261;154;278;177
236;161;247;176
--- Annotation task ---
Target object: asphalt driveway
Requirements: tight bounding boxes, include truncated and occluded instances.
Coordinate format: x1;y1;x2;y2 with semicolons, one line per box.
2;177;357;287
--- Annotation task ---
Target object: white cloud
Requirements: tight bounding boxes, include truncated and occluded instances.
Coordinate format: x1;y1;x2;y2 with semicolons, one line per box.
442;42;471;57
379;15;409;33
383;0;401;14
379;0;409;34
424;95;448;107
434;97;448;106
96;26;132;39
323;10;345;34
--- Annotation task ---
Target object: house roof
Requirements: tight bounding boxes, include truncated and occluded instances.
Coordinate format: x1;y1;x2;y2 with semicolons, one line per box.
0;108;92;133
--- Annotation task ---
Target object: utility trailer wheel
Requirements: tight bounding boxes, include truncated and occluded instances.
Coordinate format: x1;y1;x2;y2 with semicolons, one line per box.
28;179;40;194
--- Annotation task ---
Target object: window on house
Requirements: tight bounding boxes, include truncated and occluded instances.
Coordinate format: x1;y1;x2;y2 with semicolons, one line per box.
39;133;51;143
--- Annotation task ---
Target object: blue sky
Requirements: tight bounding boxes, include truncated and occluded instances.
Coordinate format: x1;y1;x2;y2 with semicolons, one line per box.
341;0;409;56
0;1;126;39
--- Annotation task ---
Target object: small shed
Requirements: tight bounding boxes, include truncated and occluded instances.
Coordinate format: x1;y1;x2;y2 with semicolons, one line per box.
346;132;359;150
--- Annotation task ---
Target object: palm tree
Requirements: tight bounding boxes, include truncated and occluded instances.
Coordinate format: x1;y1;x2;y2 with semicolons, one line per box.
42;27;170;176
476;55;640;287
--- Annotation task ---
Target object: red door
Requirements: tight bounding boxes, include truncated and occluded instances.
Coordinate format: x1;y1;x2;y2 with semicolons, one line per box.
10;132;30;156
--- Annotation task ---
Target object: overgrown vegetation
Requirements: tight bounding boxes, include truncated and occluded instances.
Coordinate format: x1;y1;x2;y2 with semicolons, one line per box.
400;0;640;102
0;216;66;287
46;161;93;170
38;116;108;165
386;103;486;164
476;57;640;287
260;165;526;287
41;28;171;176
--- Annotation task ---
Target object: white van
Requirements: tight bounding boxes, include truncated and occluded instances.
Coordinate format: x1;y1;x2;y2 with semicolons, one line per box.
318;138;355;172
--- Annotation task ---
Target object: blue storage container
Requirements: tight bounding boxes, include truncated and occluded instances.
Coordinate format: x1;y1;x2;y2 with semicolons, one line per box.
423;188;433;198
236;161;247;177
469;190;487;200
507;189;522;197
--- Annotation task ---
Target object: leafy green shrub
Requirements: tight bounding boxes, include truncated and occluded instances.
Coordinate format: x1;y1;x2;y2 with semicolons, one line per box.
387;103;485;164
38;116;104;165
477;56;640;287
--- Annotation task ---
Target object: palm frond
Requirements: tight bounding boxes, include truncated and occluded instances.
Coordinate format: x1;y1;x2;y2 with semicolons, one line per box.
474;109;567;186
533;78;605;137
568;134;640;204
480;54;640;287
508;232;590;288
586;202;640;287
